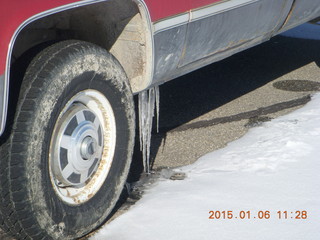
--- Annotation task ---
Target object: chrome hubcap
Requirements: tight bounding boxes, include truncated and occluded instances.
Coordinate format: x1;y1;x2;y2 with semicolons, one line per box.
53;104;104;186
81;136;98;160
49;90;116;205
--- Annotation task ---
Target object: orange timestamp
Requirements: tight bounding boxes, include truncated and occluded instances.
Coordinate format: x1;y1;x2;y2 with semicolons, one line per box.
208;210;308;220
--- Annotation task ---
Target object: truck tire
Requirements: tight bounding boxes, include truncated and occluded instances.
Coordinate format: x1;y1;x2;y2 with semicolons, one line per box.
0;40;135;239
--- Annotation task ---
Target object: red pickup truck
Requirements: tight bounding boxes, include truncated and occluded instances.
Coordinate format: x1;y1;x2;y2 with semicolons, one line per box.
0;0;319;239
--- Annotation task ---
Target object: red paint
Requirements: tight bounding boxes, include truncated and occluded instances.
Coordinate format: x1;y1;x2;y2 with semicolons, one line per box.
144;0;190;22
0;0;79;75
190;0;223;10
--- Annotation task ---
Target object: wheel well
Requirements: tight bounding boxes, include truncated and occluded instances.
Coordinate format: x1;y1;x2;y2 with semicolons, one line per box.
10;0;152;93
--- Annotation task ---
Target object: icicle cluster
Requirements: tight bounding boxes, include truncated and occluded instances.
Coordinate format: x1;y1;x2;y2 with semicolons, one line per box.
138;86;160;173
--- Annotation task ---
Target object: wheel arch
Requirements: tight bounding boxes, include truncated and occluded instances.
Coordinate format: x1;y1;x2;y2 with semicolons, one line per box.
11;0;153;93
1;0;153;136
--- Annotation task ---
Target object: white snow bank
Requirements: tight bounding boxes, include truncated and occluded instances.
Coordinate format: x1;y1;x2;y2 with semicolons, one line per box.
92;93;320;240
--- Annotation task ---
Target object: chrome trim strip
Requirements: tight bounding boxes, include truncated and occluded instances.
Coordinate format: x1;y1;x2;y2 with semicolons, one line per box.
154;13;189;33
0;74;5;135
191;0;258;21
1;0;153;135
153;0;258;33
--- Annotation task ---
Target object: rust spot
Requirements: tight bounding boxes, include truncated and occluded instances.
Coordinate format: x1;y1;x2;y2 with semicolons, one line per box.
279;0;297;30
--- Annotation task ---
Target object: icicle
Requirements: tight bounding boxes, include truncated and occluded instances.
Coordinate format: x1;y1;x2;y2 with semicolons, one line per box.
138;86;160;173
138;91;148;172
155;86;160;133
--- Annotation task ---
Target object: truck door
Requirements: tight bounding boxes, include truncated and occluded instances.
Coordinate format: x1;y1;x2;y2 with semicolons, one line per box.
280;0;320;32
147;0;191;83
180;0;294;67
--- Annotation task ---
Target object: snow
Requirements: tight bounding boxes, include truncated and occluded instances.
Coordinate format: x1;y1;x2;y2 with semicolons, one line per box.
92;93;320;240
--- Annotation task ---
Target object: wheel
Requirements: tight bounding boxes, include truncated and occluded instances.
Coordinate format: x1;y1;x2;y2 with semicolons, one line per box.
0;40;135;239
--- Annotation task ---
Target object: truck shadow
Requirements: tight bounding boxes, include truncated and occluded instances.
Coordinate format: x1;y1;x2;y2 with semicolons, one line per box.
158;35;320;132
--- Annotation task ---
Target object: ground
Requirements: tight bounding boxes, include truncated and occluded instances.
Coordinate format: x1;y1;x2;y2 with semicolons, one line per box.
93;93;320;240
92;22;320;239
91;23;320;240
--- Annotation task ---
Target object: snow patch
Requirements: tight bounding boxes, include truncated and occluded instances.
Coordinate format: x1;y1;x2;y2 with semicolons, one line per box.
92;93;320;240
